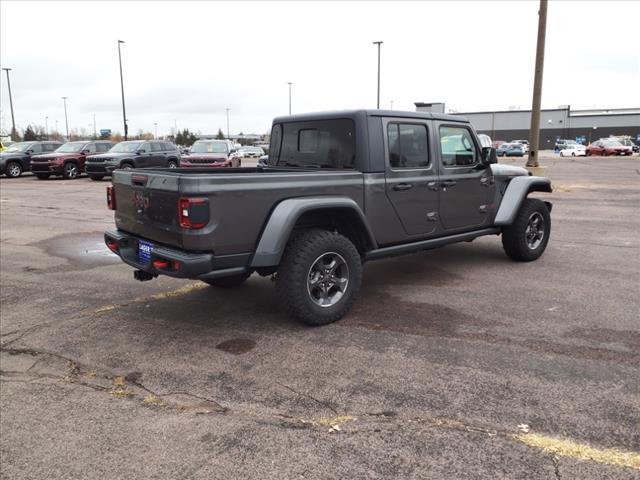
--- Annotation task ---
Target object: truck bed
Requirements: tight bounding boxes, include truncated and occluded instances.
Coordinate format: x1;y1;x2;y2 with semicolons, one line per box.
111;167;365;256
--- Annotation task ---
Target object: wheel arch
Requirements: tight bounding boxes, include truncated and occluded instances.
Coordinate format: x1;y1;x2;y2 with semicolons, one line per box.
250;197;377;268
494;176;552;226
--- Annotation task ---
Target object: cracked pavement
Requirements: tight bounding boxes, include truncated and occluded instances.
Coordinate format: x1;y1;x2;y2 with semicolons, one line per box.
1;157;639;479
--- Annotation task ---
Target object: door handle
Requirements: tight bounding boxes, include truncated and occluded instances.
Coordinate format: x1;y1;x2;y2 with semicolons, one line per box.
393;183;413;191
427;181;438;191
442;180;457;187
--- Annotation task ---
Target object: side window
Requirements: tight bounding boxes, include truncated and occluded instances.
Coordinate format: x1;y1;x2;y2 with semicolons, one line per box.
140;142;151;153
280;119;355;168
387;123;429;169
163;142;174;151
85;143;97;153
31;144;43;153
269;124;282;164
439;126;478;167
97;143;110;152
150;142;163;152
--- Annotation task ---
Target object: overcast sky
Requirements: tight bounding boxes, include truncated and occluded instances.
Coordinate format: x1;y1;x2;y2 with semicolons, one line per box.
1;1;638;138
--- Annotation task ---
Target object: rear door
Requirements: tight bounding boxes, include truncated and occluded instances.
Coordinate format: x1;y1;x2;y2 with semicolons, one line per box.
149;142;166;167
436;123;494;231
384;119;440;236
136;142;153;167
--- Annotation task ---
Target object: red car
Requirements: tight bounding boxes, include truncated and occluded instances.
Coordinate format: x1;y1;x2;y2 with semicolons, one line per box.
586;139;633;156
30;140;113;179
180;140;241;168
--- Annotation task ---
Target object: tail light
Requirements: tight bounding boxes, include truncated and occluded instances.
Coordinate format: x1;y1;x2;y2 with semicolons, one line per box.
106;241;119;252
106;186;116;210
178;197;209;229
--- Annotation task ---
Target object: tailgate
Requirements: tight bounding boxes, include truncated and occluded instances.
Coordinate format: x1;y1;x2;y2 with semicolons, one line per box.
112;170;186;248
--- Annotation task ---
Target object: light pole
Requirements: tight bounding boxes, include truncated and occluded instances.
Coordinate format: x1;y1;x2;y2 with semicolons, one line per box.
61;96;69;140
55;120;59;136
154;122;158;139
526;0;548;168
390;100;394;110
117;40;128;140
45;116;49;139
2;68;16;140
92;113;97;139
287;82;292;115
226;108;230;139
372;41;383;109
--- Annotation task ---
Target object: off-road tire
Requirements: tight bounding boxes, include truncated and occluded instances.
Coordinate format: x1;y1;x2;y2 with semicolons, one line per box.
89;175;104;181
502;198;551;262
204;272;251;288
276;229;362;326
62;162;79;179
5;161;22;178
36;174;50;180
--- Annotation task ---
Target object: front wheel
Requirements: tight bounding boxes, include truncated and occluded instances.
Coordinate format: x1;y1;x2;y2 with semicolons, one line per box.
276;229;362;326
560;152;564;157
167;160;178;169
502;198;551;262
63;162;79;179
5;161;22;178
204;272;251;288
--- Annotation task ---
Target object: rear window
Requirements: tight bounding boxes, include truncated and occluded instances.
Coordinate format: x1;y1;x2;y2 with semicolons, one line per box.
275;119;355;169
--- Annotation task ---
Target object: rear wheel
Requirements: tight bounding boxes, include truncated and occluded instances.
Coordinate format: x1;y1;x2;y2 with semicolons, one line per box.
89;175;104;181
502;198;551;262
5;161;22;178
276;229;362;326
560;152;564;157
204;272;251;288
62;162;79;179
36;174;50;180
571;152;576;156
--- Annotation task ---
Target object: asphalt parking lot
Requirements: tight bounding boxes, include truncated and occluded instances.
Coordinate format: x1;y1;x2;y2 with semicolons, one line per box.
1;157;639;479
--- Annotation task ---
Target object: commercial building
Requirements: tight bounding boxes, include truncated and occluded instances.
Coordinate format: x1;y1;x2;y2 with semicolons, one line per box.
414;103;640;146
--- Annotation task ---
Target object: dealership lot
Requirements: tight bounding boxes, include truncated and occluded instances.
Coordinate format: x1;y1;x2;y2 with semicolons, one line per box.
1;158;639;479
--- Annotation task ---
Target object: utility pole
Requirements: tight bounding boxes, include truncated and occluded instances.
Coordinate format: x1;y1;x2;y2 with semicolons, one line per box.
390;100;394;110
117;40;128;140
287;82;292;115
93;113;96;139
226;108;230;139
45;116;49;139
154;122;158;139
61;97;69;140
2;68;16;140
526;0;548;169
372;41;383;109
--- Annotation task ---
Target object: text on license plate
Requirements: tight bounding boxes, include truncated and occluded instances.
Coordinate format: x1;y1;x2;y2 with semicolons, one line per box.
138;240;154;265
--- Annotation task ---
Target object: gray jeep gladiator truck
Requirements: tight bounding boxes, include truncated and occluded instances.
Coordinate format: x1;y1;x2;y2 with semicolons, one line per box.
104;110;552;325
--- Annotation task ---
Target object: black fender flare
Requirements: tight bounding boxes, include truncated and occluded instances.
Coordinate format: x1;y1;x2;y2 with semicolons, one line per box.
494;176;552;226
250;197;376;267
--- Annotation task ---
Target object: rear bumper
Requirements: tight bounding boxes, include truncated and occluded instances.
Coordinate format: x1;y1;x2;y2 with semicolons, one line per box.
104;230;249;280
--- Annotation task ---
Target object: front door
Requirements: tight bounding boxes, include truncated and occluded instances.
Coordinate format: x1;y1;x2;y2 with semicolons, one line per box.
384;120;440;237
436;123;494;231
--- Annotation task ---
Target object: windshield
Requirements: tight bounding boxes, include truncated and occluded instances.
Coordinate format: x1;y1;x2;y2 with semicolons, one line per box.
109;141;143;153
603;140;623;147
55;142;86;153
190;142;227;154
4;142;33;153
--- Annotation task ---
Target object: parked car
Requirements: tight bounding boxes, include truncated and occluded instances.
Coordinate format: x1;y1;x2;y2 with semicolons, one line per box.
85;140;181;180
497;143;512;157
613;137;639;153
559;144;586;157
492;140;507;149
104;109;552;326
555;139;577;151
180;140;241;168
477;134;492;148
505;143;526;157
586;139;633;156
238;146;265;158
511;140;529;153
0;141;63;178
30;140;113;179
257;154;269;167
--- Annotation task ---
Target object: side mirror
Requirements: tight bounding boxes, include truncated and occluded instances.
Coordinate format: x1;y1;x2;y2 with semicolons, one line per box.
26;149;34;154
81;150;90;154
482;147;497;165
230;149;237;154
137;149;145;154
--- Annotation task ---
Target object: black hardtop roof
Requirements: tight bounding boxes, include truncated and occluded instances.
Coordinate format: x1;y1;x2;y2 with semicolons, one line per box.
272;109;468;124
